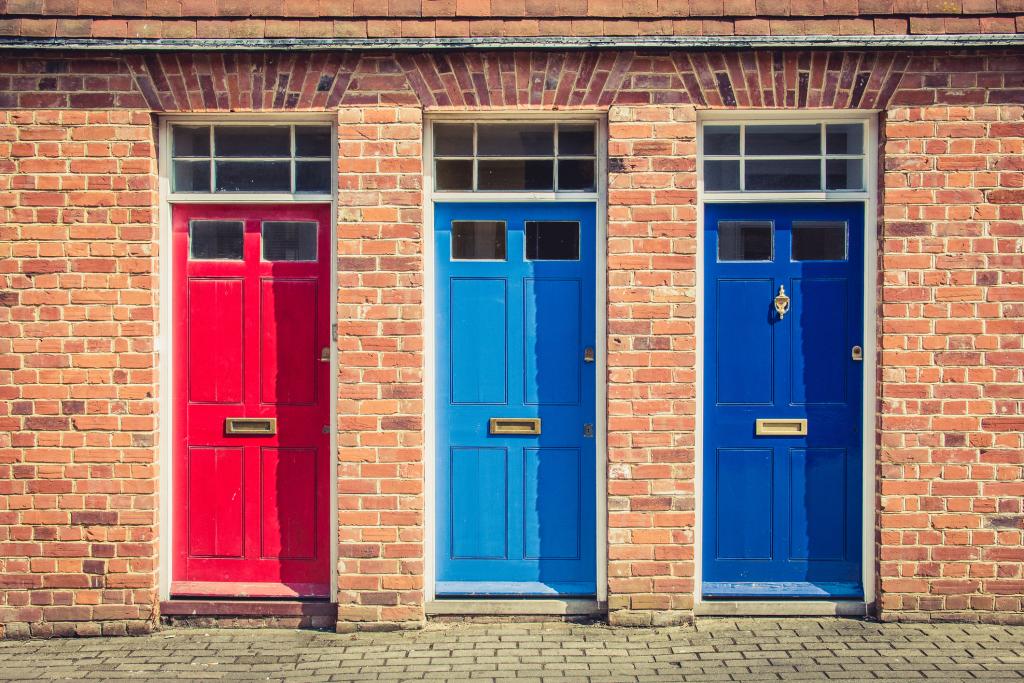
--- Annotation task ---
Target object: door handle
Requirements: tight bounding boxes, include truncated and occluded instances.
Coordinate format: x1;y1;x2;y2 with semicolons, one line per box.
755;418;807;436
225;417;277;435
489;418;541;435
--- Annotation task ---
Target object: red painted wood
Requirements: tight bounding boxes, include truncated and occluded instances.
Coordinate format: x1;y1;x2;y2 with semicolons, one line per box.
173;204;332;598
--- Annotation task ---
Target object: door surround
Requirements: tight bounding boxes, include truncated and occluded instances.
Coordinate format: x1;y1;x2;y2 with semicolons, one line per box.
694;110;880;614
422;112;609;609
156;113;339;602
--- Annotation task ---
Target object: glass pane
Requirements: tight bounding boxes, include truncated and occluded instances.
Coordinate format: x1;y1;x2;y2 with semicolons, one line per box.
557;159;596;191
296;160;331;193
704;160;740;191
451;221;506;260
295;125;332;157
746;159;820;191
704;125;740;155
478;159;553;191
792;221;847;261
826;123;863;155
477;124;554;157
190;220;243;260
214;126;290;157
558;124;595;155
525;221;580;261
172;160;211;193
825;158;864;191
435;159;473;191
215;161;290;192
746;124;820;156
172;126;210;157
434;123;474;156
718;221;772;261
263;221;318;261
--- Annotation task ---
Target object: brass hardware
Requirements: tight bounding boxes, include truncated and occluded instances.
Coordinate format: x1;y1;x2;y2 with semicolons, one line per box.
773;285;791;320
319;347;331;362
755;418;808;436
583;347;595;363
851;345;863;362
489;418;541;435
583;423;594;438
225;417;277;435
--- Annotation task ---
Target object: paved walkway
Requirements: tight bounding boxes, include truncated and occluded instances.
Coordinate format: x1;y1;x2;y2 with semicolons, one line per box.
1;618;1023;681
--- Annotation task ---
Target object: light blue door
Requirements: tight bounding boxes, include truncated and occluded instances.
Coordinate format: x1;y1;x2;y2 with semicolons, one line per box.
435;202;597;596
703;202;864;598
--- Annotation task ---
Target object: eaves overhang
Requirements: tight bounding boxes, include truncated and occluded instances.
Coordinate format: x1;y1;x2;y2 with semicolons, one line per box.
0;33;1022;51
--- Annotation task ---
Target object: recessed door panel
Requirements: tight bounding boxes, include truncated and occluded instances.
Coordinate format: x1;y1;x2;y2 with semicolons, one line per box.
716;449;773;560
451;448;508;560
260;278;318;406
789;448;847;561
524;278;581;406
188;279;244;404
187;447;244;558
524;448;582;560
717;279;774;405
260;447;318;560
451;278;507;405
790;278;848;405
703;202;864;599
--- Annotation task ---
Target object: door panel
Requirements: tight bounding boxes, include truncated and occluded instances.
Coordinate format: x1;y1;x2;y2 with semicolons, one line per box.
173;203;331;598
703;202;864;599
436;202;597;596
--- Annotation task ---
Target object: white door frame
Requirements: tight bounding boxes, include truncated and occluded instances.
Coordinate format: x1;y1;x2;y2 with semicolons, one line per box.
156;113;339;602
694;110;880;614
422;112;609;608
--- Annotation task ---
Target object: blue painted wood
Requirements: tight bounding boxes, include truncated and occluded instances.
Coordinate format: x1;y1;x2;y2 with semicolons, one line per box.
703;202;864;599
436;202;597;596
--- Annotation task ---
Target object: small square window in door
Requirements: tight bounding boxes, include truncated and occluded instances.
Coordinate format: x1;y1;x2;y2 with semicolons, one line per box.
451;221;506;260
189;220;244;260
525;221;580;260
718;221;772;261
792;221;847;261
263;221;318;261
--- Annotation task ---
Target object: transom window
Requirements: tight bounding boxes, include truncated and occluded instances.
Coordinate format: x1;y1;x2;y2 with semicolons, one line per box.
703;122;865;193
171;124;332;195
433;122;597;192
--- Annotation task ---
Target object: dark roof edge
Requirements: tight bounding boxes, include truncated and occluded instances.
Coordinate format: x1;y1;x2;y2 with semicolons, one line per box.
1;33;1022;51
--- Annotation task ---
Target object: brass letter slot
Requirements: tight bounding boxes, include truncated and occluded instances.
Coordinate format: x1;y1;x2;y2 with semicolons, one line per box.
489;418;541;435
225;417;277;436
755;418;807;436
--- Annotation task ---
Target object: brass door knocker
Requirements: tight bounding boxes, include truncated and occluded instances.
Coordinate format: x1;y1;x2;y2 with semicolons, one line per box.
774;285;790;320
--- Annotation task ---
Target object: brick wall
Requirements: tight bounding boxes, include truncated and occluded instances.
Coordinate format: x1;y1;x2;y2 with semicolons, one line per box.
0;105;159;637
1;1;1022;40
0;47;1021;636
878;51;1024;622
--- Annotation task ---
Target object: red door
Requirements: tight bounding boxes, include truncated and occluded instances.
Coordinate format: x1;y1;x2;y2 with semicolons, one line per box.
172;204;331;598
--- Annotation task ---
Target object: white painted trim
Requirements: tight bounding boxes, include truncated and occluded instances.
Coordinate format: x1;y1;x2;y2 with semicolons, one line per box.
156;112;340;604
694;110;878;612
422;112;608;607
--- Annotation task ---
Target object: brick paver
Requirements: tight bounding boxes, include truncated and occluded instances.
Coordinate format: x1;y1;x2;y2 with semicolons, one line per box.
1;618;1022;682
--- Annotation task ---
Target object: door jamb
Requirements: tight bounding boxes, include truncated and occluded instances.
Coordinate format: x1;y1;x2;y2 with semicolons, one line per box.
422;112;609;605
156;113;339;602
694;111;880;611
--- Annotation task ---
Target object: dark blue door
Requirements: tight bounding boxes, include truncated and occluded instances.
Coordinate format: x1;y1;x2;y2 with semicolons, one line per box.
703;202;864;598
435;202;597;596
